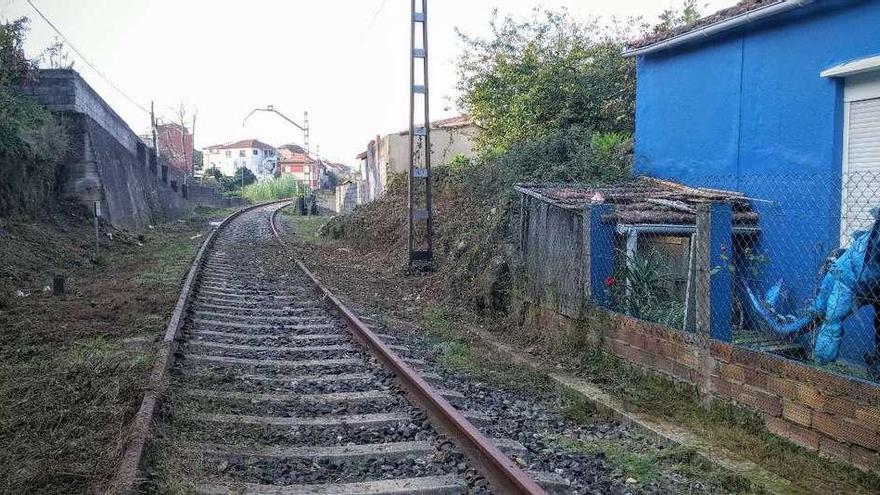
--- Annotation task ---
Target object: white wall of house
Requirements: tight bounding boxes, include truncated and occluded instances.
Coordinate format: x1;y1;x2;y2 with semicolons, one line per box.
380;125;479;177
204;146;277;179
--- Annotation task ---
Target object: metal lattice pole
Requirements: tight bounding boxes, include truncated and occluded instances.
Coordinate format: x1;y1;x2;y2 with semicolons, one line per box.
408;0;433;267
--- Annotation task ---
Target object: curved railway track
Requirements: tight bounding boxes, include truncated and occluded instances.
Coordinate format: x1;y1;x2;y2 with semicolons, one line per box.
140;202;569;494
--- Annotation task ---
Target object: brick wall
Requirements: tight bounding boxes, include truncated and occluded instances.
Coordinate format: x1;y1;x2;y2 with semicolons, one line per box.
536;303;880;472
515;189;880;473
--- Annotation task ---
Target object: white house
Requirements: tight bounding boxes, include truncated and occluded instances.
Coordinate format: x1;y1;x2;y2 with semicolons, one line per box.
204;139;277;179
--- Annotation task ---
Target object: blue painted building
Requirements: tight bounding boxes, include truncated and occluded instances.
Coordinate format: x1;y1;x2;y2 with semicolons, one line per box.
627;0;880;365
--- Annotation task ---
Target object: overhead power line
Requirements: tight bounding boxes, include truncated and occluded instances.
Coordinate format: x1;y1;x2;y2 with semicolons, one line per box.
360;0;389;40
25;0;151;115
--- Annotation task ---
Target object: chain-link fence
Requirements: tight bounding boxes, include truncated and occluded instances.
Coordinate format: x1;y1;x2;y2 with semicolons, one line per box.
717;172;880;382
518;173;880;383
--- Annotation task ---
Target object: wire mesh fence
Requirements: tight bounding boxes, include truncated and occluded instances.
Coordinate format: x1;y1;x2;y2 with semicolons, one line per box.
720;172;880;382
518;172;880;384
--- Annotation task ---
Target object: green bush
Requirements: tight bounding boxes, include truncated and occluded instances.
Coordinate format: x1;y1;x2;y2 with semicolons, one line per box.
0;87;70;214
240;175;307;202
608;248;685;329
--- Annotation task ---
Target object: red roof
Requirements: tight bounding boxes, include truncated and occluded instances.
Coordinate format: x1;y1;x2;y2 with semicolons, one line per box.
431;114;473;129
627;0;784;51
206;139;275;151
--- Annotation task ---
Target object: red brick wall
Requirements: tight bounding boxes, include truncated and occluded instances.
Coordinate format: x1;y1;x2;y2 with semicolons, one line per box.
156;124;193;175
568;307;880;472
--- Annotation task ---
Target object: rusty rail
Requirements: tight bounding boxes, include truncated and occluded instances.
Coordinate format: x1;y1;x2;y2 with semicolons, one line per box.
270;206;547;495
106;200;291;494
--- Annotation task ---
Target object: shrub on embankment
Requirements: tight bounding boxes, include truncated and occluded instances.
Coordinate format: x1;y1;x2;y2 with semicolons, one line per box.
0;87;71;215
0;18;71;216
322;126;632;313
321;8;640;313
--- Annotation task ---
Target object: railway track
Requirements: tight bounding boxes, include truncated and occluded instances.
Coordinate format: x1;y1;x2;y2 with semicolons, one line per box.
142;203;568;494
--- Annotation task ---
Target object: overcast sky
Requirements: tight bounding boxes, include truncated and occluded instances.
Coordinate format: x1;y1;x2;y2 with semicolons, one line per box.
3;0;735;165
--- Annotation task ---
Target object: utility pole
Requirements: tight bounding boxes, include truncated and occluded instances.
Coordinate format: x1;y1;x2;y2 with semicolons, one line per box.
303;111;310;153
408;0;433;267
304;111;311;189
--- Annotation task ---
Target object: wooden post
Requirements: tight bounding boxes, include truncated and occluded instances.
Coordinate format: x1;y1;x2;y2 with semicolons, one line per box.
694;202;733;407
693;202;733;341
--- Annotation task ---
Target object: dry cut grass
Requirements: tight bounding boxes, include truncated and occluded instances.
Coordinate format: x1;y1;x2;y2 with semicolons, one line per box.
0;208;226;493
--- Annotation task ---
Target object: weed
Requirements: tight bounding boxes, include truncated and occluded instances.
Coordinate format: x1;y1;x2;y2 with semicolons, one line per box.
241;175;307;202
567;346;880;494
419;305;556;396
558;390;600;423
607;247;685;329
280;209;333;244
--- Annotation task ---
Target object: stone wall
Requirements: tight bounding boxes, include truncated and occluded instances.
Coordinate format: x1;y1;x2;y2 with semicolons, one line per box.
335;181;373;214
22;70;140;154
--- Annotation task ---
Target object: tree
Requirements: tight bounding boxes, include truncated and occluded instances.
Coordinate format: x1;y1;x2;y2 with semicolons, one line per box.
456;9;641;154
158;102;196;176
0;17;38;86
193;149;204;172
325;170;339;189
232;166;256;189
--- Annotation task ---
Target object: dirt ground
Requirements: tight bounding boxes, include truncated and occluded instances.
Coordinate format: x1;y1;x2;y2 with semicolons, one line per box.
0;206;233;493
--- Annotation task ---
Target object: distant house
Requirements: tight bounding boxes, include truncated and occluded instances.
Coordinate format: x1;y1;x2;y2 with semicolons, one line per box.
323;161;352;181
203;139;277;179
626;0;880;364
277;144;324;189
156;123;193;176
359;114;481;198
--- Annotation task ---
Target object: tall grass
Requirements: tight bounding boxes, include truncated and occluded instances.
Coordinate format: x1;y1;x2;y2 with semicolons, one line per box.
240;175;306;202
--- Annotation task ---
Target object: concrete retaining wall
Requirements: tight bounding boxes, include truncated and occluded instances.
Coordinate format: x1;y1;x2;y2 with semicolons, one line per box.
20;70;235;228
187;183;248;209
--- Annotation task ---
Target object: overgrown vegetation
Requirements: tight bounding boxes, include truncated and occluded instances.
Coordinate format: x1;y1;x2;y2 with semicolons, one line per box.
240;174;307;202
207;166;257;193
456;9;637;153
0;17;72;215
324;8;640;313
608;247;686;329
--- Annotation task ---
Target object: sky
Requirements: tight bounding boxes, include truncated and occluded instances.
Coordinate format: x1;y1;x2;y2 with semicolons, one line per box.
3;0;735;166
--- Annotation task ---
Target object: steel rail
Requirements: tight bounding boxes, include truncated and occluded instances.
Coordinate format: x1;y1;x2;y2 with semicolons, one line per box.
106;199;292;494
270;206;547;495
